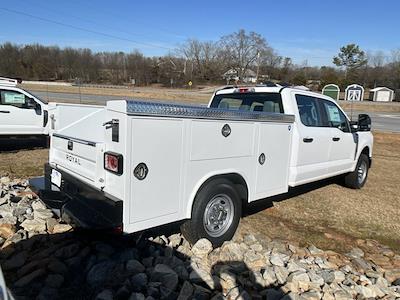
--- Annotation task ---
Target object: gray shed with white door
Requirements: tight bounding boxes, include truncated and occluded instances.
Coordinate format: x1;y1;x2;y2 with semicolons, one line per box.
369;87;394;102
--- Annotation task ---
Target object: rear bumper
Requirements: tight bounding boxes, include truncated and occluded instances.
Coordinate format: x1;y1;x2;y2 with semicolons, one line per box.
30;163;122;229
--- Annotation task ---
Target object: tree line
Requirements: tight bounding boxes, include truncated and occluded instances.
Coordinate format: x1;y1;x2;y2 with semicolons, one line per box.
0;29;399;90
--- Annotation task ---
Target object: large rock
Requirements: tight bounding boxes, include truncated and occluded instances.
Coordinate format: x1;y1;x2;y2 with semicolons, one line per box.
20;219;46;232
262;266;277;286
150;264;179;291
243;249;265;270
0;223;16;239
126;259;145;273
0;216;17;225
45;274;64;288
87;261;117;287
287;271;310;291
177;281;194;300
95;289;113;300
219;241;243;261
33;208;54;221
0;204;13;217
130;273;148;291
31;200;47;210
384;269;400;283
270;253;285;267
14;269;46;287
191;239;213;257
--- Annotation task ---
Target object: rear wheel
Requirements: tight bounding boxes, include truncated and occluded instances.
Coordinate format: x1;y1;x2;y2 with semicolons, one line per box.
181;178;241;247
344;154;370;189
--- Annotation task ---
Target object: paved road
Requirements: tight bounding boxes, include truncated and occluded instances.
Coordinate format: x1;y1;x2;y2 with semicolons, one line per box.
345;111;400;133
31;90;400;133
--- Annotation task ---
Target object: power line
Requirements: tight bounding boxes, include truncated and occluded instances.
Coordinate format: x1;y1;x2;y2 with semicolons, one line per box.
22;0;188;44
0;7;174;51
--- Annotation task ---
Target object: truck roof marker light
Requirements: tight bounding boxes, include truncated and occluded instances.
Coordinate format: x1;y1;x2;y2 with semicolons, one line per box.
234;87;255;93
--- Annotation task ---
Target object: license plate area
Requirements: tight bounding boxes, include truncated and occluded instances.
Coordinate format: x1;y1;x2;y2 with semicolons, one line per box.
51;169;62;187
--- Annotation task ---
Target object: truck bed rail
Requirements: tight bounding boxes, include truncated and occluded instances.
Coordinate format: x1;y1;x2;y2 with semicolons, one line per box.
125;100;295;123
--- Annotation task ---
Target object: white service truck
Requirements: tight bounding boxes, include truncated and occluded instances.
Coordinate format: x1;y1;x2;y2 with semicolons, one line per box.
30;86;373;246
0;77;49;139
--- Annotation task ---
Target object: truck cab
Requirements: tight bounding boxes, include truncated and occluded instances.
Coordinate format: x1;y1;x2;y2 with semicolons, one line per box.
0;77;49;138
208;85;373;188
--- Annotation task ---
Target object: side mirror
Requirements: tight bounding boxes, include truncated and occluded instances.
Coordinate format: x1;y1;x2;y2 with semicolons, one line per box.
357;114;371;131
27;98;42;115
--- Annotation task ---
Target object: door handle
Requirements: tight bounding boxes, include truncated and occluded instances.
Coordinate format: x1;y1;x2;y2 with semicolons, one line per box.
0;110;10;113
332;137;340;142
303;137;314;143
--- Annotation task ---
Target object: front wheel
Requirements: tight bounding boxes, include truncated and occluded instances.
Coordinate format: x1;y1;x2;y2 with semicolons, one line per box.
181;178;241;247
344;154;370;189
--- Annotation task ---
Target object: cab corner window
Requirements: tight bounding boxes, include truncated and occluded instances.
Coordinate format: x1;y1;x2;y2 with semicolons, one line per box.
295;94;323;127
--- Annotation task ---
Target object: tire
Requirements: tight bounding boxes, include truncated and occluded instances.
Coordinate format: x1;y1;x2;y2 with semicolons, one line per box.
344;154;370;189
181;178;242;247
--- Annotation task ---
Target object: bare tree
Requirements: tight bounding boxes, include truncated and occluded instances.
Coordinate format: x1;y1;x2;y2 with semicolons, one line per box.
219;29;272;81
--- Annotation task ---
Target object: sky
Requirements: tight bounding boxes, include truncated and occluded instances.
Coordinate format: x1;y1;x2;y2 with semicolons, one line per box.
1;0;399;66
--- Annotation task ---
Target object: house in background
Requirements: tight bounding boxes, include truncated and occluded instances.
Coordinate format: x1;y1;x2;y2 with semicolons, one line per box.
222;68;257;84
369;87;394;102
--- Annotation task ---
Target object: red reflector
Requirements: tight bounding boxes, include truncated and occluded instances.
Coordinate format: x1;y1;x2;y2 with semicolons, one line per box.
239;88;249;93
104;152;123;175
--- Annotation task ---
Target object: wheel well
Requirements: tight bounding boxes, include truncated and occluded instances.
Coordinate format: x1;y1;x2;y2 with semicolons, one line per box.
197;173;249;208
361;146;371;167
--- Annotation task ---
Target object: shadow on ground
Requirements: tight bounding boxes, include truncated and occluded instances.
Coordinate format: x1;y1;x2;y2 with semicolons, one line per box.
244;176;341;216
0;137;47;152
0;229;288;299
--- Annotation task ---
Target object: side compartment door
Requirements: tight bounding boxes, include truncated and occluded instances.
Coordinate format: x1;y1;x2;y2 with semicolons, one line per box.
319;99;357;173
293;94;332;183
129;118;184;229
0;89;43;135
255;123;292;198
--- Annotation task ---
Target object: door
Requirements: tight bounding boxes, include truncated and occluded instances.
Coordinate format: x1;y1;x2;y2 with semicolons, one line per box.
255;123;292;198
0;89;43;135
129;118;183;227
294;94;332;183
320;99;356;173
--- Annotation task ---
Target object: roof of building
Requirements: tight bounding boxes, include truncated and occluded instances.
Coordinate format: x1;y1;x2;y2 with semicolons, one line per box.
370;87;394;92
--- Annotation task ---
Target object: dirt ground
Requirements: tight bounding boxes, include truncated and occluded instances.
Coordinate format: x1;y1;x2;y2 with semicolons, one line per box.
0;131;399;254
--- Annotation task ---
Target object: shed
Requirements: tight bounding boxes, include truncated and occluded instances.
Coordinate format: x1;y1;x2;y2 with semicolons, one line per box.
369;87;394;102
322;84;340;101
345;84;364;101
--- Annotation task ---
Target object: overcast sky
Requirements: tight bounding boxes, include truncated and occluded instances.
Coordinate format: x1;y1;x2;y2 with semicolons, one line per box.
1;0;399;66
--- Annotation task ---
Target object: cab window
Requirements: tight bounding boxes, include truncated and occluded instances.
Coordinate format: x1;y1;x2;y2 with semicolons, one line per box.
321;99;350;132
211;93;283;113
0;90;29;108
295;94;323;127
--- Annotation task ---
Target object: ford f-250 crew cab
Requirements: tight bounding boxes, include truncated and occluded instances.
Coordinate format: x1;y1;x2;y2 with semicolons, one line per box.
30;85;373;246
0;77;49;139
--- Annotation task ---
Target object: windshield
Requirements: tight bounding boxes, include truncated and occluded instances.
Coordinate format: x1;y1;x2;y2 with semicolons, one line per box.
210;92;283;113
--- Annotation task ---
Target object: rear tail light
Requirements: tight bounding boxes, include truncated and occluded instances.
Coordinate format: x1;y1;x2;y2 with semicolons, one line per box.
104;152;123;175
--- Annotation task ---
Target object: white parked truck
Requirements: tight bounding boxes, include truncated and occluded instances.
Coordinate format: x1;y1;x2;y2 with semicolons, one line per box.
0;77;49;139
30;86;373;246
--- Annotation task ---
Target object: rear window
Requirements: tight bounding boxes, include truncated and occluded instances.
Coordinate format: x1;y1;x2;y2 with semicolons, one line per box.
210;92;283;113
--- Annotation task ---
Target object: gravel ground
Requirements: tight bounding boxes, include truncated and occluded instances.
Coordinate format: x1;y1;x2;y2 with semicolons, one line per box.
0;177;400;300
